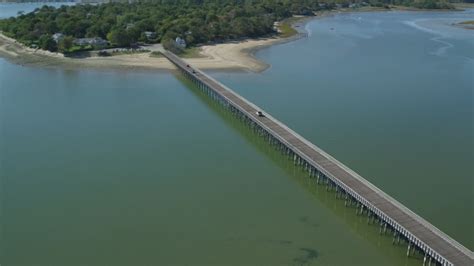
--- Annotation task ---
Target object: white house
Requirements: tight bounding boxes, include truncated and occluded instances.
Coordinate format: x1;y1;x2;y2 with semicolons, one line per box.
52;33;64;43
144;31;156;40
175;37;186;48
73;37;108;48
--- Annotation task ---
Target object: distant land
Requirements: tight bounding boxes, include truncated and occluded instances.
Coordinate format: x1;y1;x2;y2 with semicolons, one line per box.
1;0;75;2
1;0;91;3
0;0;465;54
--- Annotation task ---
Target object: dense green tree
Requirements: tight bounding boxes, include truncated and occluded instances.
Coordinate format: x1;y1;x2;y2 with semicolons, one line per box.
162;38;184;54
0;0;456;53
38;34;57;52
107;28;131;47
58;36;74;53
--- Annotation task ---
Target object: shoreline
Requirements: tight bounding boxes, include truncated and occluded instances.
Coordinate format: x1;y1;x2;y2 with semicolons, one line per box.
0;14;312;73
455;20;474;30
0;31;291;72
1;5;472;72
0;7;357;72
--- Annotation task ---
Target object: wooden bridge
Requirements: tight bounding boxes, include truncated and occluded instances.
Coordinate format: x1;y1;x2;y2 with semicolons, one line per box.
162;51;473;266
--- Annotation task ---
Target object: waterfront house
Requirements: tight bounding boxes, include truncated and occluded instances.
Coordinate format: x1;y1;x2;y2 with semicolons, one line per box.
52;33;64;43
273;22;282;33
73;37;108;48
144;31;156;40
175;37;186;48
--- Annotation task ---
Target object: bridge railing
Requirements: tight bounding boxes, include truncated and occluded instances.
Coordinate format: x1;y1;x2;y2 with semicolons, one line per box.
162;50;474;266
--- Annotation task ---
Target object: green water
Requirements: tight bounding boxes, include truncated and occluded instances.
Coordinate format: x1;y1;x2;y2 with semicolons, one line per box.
213;10;474;250
1;6;473;266
1;63;422;266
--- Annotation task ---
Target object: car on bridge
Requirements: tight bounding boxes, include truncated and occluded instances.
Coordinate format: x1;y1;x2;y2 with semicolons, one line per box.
256;111;265;117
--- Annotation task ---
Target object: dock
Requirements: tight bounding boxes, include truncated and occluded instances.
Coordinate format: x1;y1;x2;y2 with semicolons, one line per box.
162;50;473;266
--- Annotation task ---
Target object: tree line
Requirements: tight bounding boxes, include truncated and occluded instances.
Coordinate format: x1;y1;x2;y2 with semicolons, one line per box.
0;0;461;53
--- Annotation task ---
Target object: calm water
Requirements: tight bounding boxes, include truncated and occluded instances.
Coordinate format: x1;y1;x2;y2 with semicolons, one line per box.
0;2;75;18
212;9;474;249
1;4;473;266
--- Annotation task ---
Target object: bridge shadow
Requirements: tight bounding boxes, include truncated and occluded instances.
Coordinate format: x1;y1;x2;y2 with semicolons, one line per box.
176;75;424;266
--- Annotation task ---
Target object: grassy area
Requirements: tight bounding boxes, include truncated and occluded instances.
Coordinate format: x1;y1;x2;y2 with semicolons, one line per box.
278;17;300;38
150;51;163;58
180;47;205;58
110;49;150;56
459;20;474;25
68;45;93;53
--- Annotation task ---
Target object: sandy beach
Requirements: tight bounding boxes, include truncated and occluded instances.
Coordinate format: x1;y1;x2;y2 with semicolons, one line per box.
0;29;303;72
0;9;316;73
1;4;471;72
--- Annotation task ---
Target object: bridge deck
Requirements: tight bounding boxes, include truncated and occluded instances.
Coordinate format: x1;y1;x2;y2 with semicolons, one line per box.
163;51;473;266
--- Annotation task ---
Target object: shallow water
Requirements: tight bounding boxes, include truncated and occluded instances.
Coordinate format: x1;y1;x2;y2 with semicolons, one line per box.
1;4;473;266
212;9;474;249
1;60;426;266
0;2;75;19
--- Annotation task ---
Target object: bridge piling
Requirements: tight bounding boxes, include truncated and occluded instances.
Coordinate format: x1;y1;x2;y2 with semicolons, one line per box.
163;51;473;266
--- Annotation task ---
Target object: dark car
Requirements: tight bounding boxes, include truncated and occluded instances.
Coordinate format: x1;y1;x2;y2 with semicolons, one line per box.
256;111;265;117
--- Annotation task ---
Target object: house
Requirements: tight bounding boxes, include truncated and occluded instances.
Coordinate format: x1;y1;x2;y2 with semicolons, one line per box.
273;22;282;33
52;33;64;43
175;37;186;48
73;37;108;48
144;31;156;40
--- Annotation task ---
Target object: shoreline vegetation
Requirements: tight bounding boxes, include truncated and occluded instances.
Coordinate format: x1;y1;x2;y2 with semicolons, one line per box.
456;19;474;29
0;1;473;72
